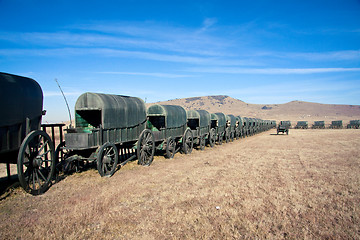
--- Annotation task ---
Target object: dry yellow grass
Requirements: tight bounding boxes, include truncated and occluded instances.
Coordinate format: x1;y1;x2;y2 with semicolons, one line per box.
0;129;359;239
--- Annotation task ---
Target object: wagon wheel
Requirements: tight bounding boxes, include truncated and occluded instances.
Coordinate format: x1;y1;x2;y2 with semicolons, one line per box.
225;129;230;143
97;142;118;177
230;132;234;142
209;128;216;147
165;137;176;159
55;142;81;174
17;130;55;195
199;136;205;150
137;129;155;166
218;132;223;145
182;128;193;154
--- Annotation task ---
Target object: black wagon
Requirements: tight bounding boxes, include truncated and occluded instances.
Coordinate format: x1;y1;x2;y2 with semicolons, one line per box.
61;92;153;177
225;114;237;142
210;113;226;145
0;72;57;195
277;121;291;135
147;104;192;158
186;109;214;150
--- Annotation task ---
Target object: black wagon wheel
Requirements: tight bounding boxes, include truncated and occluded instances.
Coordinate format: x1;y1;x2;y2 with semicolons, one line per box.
209;128;216;147
182;128;193;154
137;129;155;166
199;136;206;150
165;137;176;159
17;130;55;195
97;142;119;177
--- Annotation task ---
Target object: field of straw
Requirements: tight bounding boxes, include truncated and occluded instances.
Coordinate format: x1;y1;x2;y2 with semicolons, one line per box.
0;129;359;239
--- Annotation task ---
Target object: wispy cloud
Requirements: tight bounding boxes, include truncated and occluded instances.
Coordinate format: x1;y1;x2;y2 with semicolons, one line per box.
189;67;360;74
96;71;196;78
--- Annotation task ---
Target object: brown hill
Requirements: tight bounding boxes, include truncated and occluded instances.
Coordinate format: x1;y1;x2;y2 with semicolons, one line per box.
148;95;360;125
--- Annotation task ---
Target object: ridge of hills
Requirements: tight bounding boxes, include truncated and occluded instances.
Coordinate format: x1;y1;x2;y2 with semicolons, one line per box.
148;95;360;123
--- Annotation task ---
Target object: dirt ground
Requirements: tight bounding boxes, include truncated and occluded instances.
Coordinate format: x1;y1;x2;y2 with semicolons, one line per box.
0;129;359;239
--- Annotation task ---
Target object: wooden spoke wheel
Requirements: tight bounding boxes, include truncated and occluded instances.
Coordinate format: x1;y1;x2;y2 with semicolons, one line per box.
209;128;216;148
182;128;193;154
137;129;155;166
17;130;55;195
97;142;118;177
165;137;176;159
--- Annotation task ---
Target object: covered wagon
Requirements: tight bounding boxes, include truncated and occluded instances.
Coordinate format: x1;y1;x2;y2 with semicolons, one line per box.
211;113;226;145
0;72;57;194
186;109;213;150
295;121;308;129
62;92;152;177
329;120;343;129
347;120;360;129
225;114;237;142
147;104;191;158
312;121;325;129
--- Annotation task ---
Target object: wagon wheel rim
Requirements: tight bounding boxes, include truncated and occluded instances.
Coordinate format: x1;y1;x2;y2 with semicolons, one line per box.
17;130;55;195
137;129;155;165
166;137;176;159
183;129;193;154
97;142;118;177
209;128;215;147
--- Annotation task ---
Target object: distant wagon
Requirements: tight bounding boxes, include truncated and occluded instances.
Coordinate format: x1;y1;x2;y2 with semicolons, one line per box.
312;121;325;129
295;121;308;129
277;121;291;135
147;104;191;157
0;72;60;195
211;113;226;144
347;120;360;129
186;109;214;150
329;120;343;129
61;92;153;177
225;114;237;142
242;117;250;137
235;116;243;139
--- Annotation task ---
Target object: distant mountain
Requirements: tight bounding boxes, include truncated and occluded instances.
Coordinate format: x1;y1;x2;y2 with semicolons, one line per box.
148;95;360;124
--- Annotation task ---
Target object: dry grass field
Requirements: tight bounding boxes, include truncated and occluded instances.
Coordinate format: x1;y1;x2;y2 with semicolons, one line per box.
0;129;359;239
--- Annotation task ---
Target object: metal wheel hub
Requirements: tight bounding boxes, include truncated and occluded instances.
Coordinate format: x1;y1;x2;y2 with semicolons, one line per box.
33;157;42;168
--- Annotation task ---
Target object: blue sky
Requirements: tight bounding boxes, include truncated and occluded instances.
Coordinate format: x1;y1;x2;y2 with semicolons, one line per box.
1;0;360;122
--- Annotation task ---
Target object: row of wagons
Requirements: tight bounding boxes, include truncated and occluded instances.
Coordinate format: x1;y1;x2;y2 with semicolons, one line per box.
0;72;276;195
288;120;360;129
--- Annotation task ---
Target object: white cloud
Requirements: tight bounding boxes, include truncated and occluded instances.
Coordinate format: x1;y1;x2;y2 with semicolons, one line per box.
189;67;360;74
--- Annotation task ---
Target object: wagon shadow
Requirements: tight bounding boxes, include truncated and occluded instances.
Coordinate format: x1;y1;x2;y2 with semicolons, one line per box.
0;175;20;200
270;133;288;136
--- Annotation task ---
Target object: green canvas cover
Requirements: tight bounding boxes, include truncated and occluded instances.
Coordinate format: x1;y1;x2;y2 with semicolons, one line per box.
0;72;43;127
147;104;186;128
187;110;211;128
75;92;146;130
211;113;226;128
226;115;236;127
